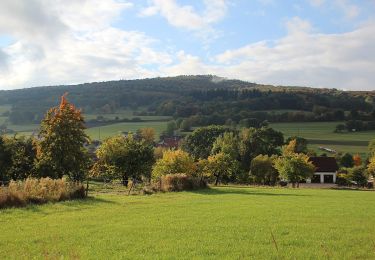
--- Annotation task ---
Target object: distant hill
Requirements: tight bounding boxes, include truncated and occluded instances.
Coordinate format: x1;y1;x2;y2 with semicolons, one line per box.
0;75;373;125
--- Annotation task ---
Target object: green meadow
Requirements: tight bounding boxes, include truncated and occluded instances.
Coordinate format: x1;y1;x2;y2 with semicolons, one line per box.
271;122;374;157
1;186;374;259
86;121;168;140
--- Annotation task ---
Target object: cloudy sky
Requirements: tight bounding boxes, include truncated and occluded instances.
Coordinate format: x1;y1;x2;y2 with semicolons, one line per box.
0;0;374;90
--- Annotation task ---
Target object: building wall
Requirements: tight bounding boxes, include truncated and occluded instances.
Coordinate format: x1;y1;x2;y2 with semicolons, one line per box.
307;172;336;184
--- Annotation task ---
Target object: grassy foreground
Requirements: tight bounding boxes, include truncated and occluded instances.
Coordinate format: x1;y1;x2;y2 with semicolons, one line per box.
1;187;374;259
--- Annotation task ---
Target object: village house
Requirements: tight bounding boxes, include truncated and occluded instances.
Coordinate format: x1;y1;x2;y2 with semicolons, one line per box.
156;135;183;149
307;157;339;184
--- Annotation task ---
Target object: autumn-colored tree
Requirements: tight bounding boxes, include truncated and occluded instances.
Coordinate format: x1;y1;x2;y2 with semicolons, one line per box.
274;153;315;188
367;156;375;178
205;152;240;185
138;128;155;144
35;94;90;181
152;150;196;180
282;139;298;155
353;154;362;166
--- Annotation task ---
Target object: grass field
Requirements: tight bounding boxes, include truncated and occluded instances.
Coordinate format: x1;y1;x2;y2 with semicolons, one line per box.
1;186;374;259
86;121;168;140
271;122;374;157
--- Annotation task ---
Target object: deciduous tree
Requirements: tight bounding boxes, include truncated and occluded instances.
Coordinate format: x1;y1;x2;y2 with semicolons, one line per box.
35;94;89;181
274;153;315;188
250;154;278;185
152;149;196;180
93;134;154;186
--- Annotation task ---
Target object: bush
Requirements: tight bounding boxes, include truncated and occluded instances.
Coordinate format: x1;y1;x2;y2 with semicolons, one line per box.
154;174;206;192
336;173;350;186
0;178;86;209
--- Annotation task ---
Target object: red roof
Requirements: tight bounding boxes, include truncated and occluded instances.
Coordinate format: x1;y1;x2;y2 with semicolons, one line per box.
309;157;338;172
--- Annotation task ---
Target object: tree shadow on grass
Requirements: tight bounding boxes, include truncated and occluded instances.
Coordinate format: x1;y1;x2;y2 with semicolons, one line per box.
190;186;309;197
1;196;118;214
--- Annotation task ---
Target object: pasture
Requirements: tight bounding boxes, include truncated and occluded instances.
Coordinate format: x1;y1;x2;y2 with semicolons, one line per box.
86;121;168;140
1;186;374;259
271;122;373;157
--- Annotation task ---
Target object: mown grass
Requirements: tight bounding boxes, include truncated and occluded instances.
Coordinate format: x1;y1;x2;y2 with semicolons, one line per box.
271;122;373;156
1;187;374;259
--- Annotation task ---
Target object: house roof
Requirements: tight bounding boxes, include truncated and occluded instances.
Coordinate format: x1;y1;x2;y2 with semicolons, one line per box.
309;157;339;172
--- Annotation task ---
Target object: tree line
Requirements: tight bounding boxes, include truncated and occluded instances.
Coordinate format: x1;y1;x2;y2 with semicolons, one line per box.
1;75;375;127
1;95;374;190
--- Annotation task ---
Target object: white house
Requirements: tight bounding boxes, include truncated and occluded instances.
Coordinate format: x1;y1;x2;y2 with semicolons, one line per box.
307;157;339;184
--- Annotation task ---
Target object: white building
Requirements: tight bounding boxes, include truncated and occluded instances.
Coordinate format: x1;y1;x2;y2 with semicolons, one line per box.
307;157;339;184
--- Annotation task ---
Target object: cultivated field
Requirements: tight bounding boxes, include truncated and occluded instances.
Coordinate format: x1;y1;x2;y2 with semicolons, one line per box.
271;122;373;157
1;186;374;259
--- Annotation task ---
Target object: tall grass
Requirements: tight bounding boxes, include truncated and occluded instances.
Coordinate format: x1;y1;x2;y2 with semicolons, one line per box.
0;178;85;209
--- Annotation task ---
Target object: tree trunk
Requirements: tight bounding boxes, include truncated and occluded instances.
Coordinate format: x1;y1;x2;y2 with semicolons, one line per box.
292;182;295;188
122;176;129;187
215;176;219;186
85;179;89;197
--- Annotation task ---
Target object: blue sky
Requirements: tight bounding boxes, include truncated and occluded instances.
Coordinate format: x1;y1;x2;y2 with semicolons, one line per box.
0;0;374;90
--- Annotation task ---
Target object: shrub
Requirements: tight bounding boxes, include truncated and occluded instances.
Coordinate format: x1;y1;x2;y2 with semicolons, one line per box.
336;173;350;186
154;174;206;192
0;178;85;209
152;150;196;180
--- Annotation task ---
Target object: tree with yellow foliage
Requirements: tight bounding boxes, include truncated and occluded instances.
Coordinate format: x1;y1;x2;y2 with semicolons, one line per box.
152;149;196;180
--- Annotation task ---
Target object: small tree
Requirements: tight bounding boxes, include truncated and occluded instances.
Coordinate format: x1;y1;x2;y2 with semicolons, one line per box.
348;166;368;187
165;120;177;136
339;153;354;168
0;136;12;183
285;136;308;154
250;154;278;185
138;128;155;144
93;134;154;186
205;152;239;185
35;94;89;181
353;154;362;166
5;136;36;181
274;153;315;188
152;150;196;180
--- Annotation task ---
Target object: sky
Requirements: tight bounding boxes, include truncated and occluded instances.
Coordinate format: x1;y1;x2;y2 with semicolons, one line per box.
0;0;374;90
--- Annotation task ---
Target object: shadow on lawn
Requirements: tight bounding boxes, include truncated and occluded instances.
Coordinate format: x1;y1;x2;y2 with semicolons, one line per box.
191;186;309;197
1;196;119;214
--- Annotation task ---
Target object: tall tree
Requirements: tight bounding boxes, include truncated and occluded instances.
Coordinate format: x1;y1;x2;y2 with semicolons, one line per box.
35;94;90;181
182;125;231;159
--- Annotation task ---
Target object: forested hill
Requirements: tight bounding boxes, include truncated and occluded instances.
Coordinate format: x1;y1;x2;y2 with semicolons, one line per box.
0;75;374;125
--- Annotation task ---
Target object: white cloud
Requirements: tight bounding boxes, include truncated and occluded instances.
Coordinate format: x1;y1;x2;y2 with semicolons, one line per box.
335;0;360;19
139;0;228;33
308;0;325;7
309;0;360;19
0;0;172;89
163;18;375;90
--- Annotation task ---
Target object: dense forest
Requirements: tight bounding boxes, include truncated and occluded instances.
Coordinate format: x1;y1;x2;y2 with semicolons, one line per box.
1;75;374;127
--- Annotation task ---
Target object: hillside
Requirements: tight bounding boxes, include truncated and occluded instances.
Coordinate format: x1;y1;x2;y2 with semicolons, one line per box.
0;75;374;127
